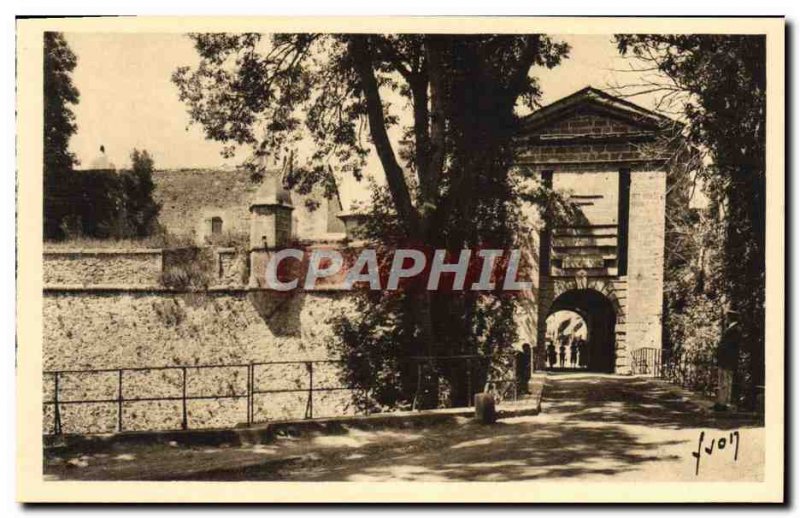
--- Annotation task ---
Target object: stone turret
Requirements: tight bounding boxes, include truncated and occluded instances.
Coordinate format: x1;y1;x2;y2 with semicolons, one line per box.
249;171;294;250
248;171;294;289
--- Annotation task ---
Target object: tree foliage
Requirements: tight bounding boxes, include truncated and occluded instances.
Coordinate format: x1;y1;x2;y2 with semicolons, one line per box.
50;149;161;240
124;149;161;237
44;32;80;238
662;152;725;359
616;35;766;408
174;33;570;408
43;33;162;242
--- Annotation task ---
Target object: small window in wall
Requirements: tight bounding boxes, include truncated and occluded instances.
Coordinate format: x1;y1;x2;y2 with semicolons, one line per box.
211;216;223;236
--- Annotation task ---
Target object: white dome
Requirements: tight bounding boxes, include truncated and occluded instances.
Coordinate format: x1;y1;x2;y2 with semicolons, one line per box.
87;145;116;170
88;154;116;170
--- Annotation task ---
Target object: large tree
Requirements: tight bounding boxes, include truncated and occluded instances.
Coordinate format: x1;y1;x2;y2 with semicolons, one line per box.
43;32;80;239
174;33;568;408
616;35;766;409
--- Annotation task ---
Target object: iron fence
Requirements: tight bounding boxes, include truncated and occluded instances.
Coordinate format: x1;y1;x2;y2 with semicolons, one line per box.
44;360;350;435
630;347;718;397
44;353;523;436
660;349;718;397
407;354;522;411
629;347;663;376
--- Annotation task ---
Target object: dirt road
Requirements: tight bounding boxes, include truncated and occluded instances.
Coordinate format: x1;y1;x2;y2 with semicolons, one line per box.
45;374;764;482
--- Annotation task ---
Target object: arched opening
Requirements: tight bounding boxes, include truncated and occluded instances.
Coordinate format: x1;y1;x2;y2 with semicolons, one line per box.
211;216;223;236
547;289;617;373
545;310;588;370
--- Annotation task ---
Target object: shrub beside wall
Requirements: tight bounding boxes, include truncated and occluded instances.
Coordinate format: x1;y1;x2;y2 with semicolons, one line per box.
160;247;215;290
44;150;161;241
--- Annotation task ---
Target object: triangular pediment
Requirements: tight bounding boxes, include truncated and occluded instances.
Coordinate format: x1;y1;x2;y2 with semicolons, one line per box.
519;87;672;138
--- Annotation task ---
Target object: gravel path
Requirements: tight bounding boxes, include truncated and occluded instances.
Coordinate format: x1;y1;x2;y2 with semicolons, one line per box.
45;374;764;482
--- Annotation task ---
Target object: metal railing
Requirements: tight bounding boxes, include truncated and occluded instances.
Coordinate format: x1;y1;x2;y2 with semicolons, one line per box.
407;354;522;411
44;353;524;435
660;349;718;397
630;347;718;397
630;347;663;376
44;360;350;435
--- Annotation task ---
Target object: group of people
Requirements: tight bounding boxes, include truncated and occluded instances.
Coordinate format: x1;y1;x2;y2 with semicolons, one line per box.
545;337;588;369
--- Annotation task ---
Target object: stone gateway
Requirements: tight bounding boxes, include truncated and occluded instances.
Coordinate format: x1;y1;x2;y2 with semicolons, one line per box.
43;87;678;432
514;87;672;374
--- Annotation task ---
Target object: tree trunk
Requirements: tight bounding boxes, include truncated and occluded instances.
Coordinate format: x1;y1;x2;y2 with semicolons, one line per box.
349;36;420;237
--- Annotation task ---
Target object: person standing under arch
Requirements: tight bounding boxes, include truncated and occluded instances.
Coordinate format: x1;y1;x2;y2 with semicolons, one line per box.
546;339;557;369
569;339;578;367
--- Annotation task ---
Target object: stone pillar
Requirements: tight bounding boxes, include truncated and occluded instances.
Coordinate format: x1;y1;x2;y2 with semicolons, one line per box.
625;170;667;356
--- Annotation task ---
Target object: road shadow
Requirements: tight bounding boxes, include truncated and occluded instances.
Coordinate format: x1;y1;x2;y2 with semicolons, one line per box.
46;375;764;482
173;417;675;481
544;374;764;430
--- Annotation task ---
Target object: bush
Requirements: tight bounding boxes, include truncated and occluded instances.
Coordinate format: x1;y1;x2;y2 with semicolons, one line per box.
159;247;214;290
44;149;161;240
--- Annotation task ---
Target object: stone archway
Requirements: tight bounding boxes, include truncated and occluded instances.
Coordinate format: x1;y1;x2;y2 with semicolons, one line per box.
548;288;618;373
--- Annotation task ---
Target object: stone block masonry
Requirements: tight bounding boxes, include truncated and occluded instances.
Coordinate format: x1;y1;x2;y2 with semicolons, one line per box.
44;247;249;289
625;171;667;353
43;290;355;370
44;249;163;286
42;171;360;435
516;87;673;375
43;288;356;434
41;87;678;433
152;168;344;244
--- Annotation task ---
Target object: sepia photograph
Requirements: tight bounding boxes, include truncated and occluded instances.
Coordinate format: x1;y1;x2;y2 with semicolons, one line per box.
15;15;784;503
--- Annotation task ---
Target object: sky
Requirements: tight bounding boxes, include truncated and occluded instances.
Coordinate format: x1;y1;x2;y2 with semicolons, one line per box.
64;33;666;207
